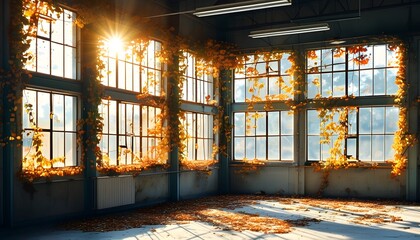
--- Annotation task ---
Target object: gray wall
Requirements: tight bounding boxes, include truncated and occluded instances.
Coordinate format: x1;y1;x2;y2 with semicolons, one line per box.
180;170;218;199
13;179;85;223
230;166;406;199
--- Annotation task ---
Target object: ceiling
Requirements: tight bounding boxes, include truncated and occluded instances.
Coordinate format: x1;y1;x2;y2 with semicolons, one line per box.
171;0;420;49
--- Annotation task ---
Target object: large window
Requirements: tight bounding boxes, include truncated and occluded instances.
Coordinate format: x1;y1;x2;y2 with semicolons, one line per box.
101;40;163;95
306;44;399;98
234;53;293;102
307;107;399;162
180;52;216;162
22;89;78;168
181;52;214;104
25;5;78;79
305;44;401;163
182;113;214;161
99;100;163;165
233;111;293;161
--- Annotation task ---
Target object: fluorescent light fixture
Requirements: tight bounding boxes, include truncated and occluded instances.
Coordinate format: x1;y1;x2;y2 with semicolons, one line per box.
330;40;346;45
249;23;330;38
193;0;291;17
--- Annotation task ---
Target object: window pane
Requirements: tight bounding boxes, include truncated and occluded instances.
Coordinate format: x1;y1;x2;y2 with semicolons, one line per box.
360;70;373;96
267;112;279;135
385;107;399;133
51;43;64;77
37;92;51;129
281;136;293;160
37;39;50;74
234;137;245;159
386;68;398;95
281;111;293;135
256;137;266;160
348;71;359;96
267;137;279;160
332;72;345;97
374;69;385;95
372;107;385;134
359;108;371;134
359;136;371;161
64;46;76;79
246;138;255;160
53;94;64;130
307;110;320;135
255;113;266;135
65;133;77;166
372;135;384;161
308;136;320;161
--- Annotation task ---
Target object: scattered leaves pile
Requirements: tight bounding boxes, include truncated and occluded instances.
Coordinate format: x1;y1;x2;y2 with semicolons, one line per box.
61;195;413;233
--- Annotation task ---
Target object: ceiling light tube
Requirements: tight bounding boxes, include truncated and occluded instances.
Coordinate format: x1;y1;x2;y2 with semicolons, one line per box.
249;23;330;38
193;0;291;17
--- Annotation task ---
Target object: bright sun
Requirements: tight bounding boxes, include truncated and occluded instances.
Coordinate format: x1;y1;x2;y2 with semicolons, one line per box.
106;36;124;55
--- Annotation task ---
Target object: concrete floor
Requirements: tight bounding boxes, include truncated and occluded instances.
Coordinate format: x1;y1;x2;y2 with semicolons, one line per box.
2;199;420;240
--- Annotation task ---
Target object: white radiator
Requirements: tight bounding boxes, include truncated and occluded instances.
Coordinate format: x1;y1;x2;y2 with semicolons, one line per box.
96;175;135;209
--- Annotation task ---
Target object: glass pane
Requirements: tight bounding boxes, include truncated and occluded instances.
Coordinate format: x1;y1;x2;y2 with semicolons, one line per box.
64;46;76;79
268;78;280;96
321;49;332;71
65;133;77;166
52;94;64;130
374;69;385;95
133;105;140;135
267;112;279;135
267;137;279;160
333;72;345;97
374;45;386;68
281;111;293;135
37;39;50;74
346;138;356;158
256;137;266;160
385;135;394;161
51;12;64;43
385;107;399;133
51;43;64;77
348;109;357;135
245;138;255;160
307;74;320;98
360;70;373;96
372;107;385;134
53;132;65;167
308;136;320;161
281;136;293;160
360;46;373;69
42;132;51;160
64;10;76;47
386;68;398;95
372;135;384;161
65;96;76;131
108;101;117;134
37;92;51;129
307;110;320;135
23;90;37;129
25;37;37;71
234;137;245;160
37;18;50;38
321;73;332;97
359;135;371;161
268;61;278;73
359;108;371;134
255;113;266;135
348;71;359;96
